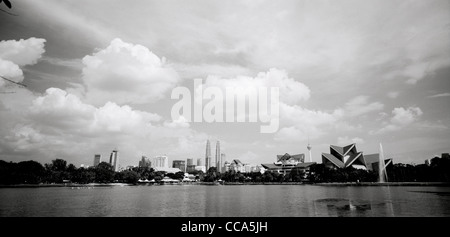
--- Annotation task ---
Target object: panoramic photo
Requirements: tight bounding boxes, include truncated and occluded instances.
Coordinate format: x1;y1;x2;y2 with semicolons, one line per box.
0;0;449;224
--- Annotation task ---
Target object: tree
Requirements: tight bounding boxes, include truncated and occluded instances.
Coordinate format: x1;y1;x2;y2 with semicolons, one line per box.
72;167;95;184
95;162;115;183
173;171;185;180
117;170;139;183
16;160;45;184
51;159;67;172
204;167;219;182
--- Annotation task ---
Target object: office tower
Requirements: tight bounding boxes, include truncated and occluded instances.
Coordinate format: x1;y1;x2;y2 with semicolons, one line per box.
173;160;186;172
187;158;193;166
93;154;101;167
205;140;211;170
139;156;151;168
220;153;225;172
154;156;169;168
197;158;202;166
215;141;221;170
112;150;119;172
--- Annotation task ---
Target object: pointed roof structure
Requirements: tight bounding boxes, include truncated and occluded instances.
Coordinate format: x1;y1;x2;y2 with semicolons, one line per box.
322;143;367;170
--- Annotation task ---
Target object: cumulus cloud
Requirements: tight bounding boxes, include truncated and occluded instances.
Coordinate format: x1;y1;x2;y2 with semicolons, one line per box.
371;106;423;134
342;96;384;117
29;88;161;135
1;86;210;166
0;38;46;86
274;103;342;142
200;68;310;105
81;38;180;105
163;116;190;128
391;107;423;125
0;38;46;66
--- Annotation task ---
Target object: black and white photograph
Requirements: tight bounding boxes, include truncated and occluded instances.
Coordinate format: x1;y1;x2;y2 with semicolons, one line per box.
0;0;449;232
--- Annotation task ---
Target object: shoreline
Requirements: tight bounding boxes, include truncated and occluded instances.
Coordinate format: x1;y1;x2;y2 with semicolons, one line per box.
1;181;450;188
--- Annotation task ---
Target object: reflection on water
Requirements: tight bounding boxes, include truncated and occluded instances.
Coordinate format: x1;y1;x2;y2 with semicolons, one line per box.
0;185;449;217
313;198;394;217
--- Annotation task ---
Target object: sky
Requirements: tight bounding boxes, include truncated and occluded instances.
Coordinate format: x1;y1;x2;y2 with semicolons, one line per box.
0;0;449;168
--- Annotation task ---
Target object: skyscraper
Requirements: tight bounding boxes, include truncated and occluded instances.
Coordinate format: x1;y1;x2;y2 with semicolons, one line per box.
215;141;221;170
220;153;225;172
187;158;193;166
173;160;186;172
139;156;151;168
197;158;202;166
154;156;169;168
205;140;211;170
93;154;101;167
112;150;119;172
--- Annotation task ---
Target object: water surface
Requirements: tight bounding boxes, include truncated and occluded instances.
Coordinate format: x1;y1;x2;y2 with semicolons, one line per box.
1;185;449;217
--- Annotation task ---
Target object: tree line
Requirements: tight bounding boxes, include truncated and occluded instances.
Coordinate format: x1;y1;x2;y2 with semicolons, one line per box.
1;156;449;185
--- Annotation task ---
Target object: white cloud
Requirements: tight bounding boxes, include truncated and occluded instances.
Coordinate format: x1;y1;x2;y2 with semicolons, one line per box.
391;107;423;126
274;103;342;142
0;38;46;66
0;38;46;86
29;88;161;134
371;106;423;134
200;68;310;105
163;116;190;128
428;93;450;98
342;96;384;117
80;38;180;105
0;85;213;166
0;59;23;85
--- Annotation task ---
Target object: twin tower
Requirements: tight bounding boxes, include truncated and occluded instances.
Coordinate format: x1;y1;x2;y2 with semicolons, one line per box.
205;140;224;172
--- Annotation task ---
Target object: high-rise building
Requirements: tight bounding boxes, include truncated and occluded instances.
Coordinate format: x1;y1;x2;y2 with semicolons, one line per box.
223;161;231;172
154;156;169;168
197;158;202;166
113;150;119;172
109;150;119;172
186;165;196;173
93;154;101;167
187;158;194;166
215;141;221;170
205;140;211;170
220;153;225;172
139;156;151;168
172;160;186;172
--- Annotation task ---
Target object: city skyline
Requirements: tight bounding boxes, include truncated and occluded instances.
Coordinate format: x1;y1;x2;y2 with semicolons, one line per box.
0;0;449;168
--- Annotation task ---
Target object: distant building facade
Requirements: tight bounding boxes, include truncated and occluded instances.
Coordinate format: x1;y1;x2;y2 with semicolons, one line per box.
187;158;194;166
154;156;169;168
93;154;101;167
215;141;221;170
205;140;211;170
109;150;119;172
139;156;151;168
186;165;196;173
172;160;186;172
261;153;315;174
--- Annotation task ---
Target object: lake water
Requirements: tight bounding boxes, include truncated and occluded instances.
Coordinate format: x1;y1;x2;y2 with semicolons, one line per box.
0;185;449;217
